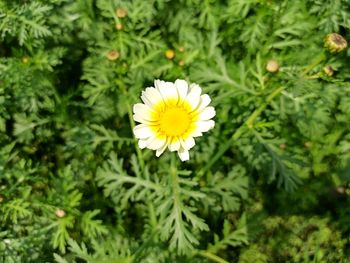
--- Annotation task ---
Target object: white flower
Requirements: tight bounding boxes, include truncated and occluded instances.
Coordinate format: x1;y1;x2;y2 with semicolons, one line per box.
133;79;215;161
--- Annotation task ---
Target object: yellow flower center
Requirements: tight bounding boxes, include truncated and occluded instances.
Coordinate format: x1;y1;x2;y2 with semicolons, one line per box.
158;106;191;137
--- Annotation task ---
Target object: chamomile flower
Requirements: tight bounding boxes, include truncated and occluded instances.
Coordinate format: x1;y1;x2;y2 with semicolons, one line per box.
133;79;215;161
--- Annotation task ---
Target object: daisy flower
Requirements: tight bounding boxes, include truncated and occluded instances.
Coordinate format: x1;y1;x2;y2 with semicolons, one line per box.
133;79;215;161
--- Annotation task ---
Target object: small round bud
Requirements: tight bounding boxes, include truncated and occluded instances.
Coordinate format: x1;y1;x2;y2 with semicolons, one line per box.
323;65;334;76
336;186;345;194
178;46;185;52
304;141;312;149
266;59;279;73
55;208;66;218
106;50;120;61
165;49;175;60
116;8;127;18
279;143;287;150
0;195;4;203
325;33;347;53
115;23;123;30
22;56;29;64
252;202;263;212
178;60;185;66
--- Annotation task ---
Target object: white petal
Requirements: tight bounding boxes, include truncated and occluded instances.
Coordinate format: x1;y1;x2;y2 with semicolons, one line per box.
192;131;203;137
186;83;202;110
133;103;154;115
141;92;152;107
168;138;180;152
178;148;189;162
195;120;215;133
138;139;149;149
180;137;196;150
198;106;216;120
156;141;168;157
147;137;166;150
133;114;151;124
155;80;178;102
175;79;188;102
197;94;211;112
133;103;155;123
142;87;164;107
133;124;154;139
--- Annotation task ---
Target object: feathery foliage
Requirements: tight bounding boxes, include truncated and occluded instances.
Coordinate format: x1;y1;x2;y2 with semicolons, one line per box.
1;0;350;262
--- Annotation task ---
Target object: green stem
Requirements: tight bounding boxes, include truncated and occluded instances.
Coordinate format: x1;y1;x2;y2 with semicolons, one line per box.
169;153;185;241
198;86;285;176
131;230;159;263
301;52;326;76
147;202;157;229
304;72;322;79
196;250;230;263
170;153;180;201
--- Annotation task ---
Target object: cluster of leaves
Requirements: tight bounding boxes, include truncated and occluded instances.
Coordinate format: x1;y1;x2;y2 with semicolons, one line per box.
0;0;350;262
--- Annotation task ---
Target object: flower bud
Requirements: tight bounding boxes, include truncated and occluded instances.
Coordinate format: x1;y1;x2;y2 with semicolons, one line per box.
336;186;345;194
178;46;185;53
279;143;287;150
325;33;347;53
55;208;66;218
266;59;279;73
22;56;29;64
165;49;175;60
323;65;334;76
304;141;312;149
178;60;185;66
106;50;120;61
116;8;127;18
0;195;4;203
115;23;123;30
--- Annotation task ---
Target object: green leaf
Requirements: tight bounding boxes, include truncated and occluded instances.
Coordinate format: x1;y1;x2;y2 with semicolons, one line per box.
81;210;108;239
1;199;31;223
208;215;249;253
51;215;75;253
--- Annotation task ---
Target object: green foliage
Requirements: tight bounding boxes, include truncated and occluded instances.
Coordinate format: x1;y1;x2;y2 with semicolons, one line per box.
1;0;350;262
0;2;52;48
242;215;346;262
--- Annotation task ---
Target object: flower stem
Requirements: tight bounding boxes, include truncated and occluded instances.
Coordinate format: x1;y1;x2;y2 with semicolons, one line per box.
301;52;326;77
170;153;180;199
198;86;285;176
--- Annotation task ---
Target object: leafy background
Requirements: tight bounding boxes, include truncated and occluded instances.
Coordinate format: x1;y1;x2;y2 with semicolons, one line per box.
1;0;350;262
